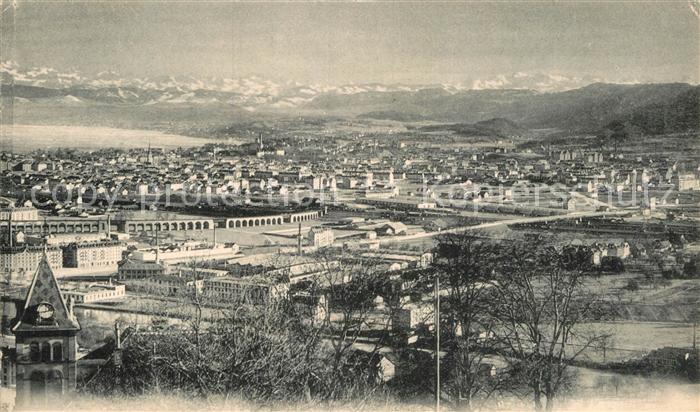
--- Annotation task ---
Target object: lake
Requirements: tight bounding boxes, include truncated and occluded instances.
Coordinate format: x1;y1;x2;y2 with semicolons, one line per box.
1;124;239;152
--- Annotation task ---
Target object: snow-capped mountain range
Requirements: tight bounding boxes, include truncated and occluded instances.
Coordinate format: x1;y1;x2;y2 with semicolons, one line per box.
2;61;696;136
0;61;606;111
1;61;462;109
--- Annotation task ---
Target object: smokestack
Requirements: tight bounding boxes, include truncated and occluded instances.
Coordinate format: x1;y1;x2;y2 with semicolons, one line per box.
107;214;111;237
155;227;160;263
7;211;12;248
213;224;217;245
297;222;302;256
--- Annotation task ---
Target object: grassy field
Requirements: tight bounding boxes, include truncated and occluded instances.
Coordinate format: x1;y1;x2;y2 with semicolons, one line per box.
581;276;700;322
574;321;695;363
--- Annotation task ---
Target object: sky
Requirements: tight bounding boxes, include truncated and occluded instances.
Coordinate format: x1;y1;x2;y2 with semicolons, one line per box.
2;1;699;86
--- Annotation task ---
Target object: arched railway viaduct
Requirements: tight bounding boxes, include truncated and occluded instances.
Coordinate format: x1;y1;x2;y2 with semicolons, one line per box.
223;210;321;229
0;210;323;235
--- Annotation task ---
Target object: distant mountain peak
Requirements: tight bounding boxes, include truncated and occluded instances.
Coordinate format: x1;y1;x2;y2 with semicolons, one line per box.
0;61;482;109
471;72;608;93
2;62;696;134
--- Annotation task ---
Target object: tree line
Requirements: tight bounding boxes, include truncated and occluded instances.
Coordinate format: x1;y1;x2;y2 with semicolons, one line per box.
83;233;616;411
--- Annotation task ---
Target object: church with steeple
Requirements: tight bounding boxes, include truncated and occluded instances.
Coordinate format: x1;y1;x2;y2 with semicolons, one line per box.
0;252;81;410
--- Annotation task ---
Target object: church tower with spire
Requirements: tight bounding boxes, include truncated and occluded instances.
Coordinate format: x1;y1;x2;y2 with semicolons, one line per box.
11;254;80;409
147;141;154;165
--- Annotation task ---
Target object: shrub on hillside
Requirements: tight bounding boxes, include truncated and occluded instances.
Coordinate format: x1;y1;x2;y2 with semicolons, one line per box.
625;279;640;291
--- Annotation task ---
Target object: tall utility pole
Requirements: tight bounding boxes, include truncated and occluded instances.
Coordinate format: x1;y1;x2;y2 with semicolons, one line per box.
7;211;12;247
435;275;440;412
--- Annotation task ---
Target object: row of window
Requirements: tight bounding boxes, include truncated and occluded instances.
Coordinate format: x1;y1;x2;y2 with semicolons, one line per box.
28;342;63;362
127;222;212;231
0;255;62;264
8;225;97;233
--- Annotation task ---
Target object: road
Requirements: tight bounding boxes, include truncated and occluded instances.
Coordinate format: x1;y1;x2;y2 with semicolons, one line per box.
569;190;618;210
358;209;636;245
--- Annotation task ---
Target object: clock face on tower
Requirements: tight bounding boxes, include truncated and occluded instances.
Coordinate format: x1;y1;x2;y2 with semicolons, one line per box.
36;303;55;321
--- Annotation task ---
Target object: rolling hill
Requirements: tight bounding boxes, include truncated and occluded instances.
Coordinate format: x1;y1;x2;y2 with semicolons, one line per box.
1;62;697;135
418;118;529;138
327;83;699;133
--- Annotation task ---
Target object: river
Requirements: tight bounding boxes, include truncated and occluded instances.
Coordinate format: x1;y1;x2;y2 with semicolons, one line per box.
76;304;695;363
75;306;182;328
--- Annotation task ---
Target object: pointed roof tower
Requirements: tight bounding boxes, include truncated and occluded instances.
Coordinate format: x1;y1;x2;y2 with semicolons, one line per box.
12;253;80;333
147;141;154;164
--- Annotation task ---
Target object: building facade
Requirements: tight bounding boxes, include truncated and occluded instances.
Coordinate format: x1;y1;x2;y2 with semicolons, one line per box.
62;240;126;269
61;283;126;304
0;207;39;222
131;241;239;264
0;246;63;286
204;276;289;305
674;173;699;191
308;227;334;248
117;259;166;280
124;275;203;297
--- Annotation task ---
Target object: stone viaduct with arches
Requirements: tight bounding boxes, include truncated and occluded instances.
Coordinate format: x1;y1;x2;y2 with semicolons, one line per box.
0;210;323;236
224;210;321;229
123;218;215;233
118;210;322;233
0;218;109;235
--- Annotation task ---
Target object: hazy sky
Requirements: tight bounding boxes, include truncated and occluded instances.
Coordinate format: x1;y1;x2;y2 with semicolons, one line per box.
4;1;699;85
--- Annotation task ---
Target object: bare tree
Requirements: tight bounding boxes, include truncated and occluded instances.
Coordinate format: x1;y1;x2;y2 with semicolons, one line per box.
429;232;502;411
491;237;612;411
84;297;333;405
311;248;399;398
84;249;395;408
